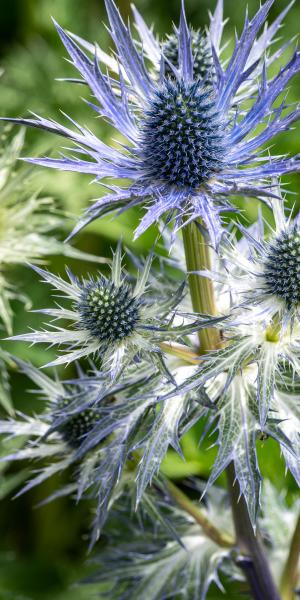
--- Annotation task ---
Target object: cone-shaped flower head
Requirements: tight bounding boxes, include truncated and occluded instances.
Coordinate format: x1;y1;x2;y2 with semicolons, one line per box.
3;0;300;247
212;191;300;328
55;395;103;448
78;278;140;345
140;80;224;189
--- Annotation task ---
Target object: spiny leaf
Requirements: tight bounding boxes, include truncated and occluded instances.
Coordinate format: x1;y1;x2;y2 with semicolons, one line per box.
204;374;261;525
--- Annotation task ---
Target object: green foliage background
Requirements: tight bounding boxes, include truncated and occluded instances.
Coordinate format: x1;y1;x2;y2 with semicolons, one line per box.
0;0;299;598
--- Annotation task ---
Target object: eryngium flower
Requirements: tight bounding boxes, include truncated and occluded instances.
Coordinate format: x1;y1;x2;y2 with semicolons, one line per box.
3;0;300;247
9;244;220;378
208;192;300;329
156;201;300;522
263;225;300;309
54;395;103;448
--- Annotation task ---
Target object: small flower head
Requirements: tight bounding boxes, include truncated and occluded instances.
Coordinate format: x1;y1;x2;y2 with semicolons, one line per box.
163;29;213;80
10;244;217;378
78;278;140;344
262;225;300;309
212;191;300;329
54;395;102;448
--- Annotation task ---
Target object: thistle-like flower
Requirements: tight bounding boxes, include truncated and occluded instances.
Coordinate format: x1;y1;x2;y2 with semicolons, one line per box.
3;0;300;247
9;243;219;378
162;28;214;81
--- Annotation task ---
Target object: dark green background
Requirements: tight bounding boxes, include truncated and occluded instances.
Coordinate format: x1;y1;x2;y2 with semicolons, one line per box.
0;1;299;598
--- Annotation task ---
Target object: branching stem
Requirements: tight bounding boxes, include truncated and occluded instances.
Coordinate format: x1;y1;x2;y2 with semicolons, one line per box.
182;220;281;600
159;341;201;364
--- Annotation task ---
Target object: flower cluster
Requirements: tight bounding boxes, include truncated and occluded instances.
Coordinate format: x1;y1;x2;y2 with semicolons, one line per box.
1;0;300;597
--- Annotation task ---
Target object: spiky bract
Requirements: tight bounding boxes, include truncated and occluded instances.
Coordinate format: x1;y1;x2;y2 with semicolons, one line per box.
163;29;213;80
0;129;100;337
0;129;100;414
157;208;300;524
0;359;211;545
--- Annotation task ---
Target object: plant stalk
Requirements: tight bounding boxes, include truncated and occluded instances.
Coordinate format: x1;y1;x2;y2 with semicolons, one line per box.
182;220;281;600
182;221;220;352
280;513;300;600
159;341;201;364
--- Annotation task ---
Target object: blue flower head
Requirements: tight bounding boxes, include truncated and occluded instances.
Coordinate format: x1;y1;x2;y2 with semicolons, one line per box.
3;0;300;247
140;80;225;189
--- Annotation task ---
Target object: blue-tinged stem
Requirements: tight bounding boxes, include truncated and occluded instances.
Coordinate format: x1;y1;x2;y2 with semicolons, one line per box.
227;463;281;600
182;220;281;600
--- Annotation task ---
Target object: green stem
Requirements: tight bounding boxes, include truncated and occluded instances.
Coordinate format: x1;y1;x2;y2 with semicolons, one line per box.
166;480;233;548
182;220;280;600
280;513;300;600
182;221;220;352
